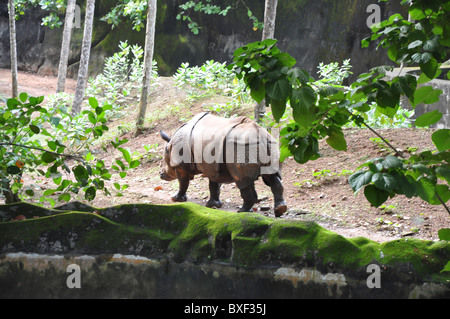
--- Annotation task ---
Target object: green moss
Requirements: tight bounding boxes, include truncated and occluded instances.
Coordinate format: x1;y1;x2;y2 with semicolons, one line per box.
0;202;449;283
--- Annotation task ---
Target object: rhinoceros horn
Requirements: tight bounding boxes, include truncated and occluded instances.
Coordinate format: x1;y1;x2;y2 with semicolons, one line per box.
160;131;171;142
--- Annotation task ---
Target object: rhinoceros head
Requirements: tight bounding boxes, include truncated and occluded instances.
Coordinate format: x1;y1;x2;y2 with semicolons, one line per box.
159;131;177;181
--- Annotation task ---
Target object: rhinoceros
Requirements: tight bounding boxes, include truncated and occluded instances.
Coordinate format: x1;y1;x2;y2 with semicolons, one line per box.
159;112;287;217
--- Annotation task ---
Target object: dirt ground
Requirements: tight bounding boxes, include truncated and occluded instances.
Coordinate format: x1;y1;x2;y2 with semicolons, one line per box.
1;69;449;243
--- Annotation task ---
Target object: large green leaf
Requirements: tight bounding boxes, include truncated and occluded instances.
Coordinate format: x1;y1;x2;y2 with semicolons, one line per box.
271;98;287;123
372;172;396;193
326;129;347;151
291;86;317;128
349;170;373;193
266;78;291;101
416;177;436;204
412;86;442;107
382;155;403;169
415;110;443;127
432;129;450;151
439;228;450;241
364;185;389;207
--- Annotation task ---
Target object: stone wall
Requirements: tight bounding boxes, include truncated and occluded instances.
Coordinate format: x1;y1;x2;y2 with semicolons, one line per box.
0;1;407;77
0;202;449;299
409;79;450;129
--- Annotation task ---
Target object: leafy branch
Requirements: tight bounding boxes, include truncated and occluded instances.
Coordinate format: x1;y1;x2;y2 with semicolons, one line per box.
0;93;139;206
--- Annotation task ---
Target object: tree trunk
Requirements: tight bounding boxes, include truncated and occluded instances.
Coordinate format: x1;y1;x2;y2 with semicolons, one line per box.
71;0;95;116
8;0;18;99
254;0;278;123
56;0;76;93
135;0;157;135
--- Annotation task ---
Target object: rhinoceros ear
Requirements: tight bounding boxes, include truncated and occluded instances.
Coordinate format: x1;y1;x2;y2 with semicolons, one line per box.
160;130;171;142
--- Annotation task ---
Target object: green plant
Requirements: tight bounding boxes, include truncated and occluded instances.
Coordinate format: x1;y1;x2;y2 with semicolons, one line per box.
229;10;450;214
176;0;263;34
317;59;353;86
173;60;252;108
86;41;158;118
0;94;139;206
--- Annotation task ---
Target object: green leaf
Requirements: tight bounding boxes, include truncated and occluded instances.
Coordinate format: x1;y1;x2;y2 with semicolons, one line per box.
349;170;373;193
58;193;71;202
376;87;400;108
25;189;34;197
88;112;97;125
420;58;439;79
431;129;450;151
85;186;96;201
288;68;310;85
442;261;450;273
89;97;98;108
19;92;28;103
408;40;423;49
274;53;297;68
118;148;131;164
42;152;56;163
249;84;265;103
6;166;21;175
43;189;57;196
416;177;436;204
435;184;450;204
129;160;140;169
438;228;450;241
29;125;40;134
271;98;287;123
291;86;317;128
266;78;291;101
382;155;403;169
372;172;396;193
364;184;389;207
436;166;450;183
415;110;442;127
50;116;61;127
412;86;442;107
326;129;347;151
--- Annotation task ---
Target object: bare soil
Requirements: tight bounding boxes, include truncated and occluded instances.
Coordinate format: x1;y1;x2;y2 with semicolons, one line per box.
1;69;449;243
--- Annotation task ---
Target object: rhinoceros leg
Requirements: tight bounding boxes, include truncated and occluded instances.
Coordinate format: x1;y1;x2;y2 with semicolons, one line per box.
238;182;258;212
262;173;287;218
206;180;223;208
172;171;190;202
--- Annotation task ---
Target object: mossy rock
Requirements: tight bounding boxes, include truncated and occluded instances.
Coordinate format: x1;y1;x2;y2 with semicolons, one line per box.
0;201;449;286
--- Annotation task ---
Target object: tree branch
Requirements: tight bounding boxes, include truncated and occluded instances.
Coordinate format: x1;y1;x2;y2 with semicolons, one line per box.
0;142;84;163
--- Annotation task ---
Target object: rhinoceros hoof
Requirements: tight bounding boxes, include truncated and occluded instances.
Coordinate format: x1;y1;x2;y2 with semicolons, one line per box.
274;204;287;218
171;194;187;202
237;206;253;213
206;200;223;208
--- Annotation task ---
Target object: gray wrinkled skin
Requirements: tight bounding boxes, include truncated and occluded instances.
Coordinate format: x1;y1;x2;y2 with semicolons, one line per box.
160;112;287;217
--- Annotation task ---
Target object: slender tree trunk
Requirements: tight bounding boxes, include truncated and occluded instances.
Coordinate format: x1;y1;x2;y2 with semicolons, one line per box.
254;0;278;123
56;0;76;93
8;0;18;98
135;0;157;135
71;0;95;116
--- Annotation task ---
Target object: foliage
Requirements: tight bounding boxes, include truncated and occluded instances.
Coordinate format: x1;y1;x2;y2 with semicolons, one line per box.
86;41;158;118
177;0;263;34
14;0;65;28
229;0;450;213
101;0;149;31
173;60;253;114
0;94;139;206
